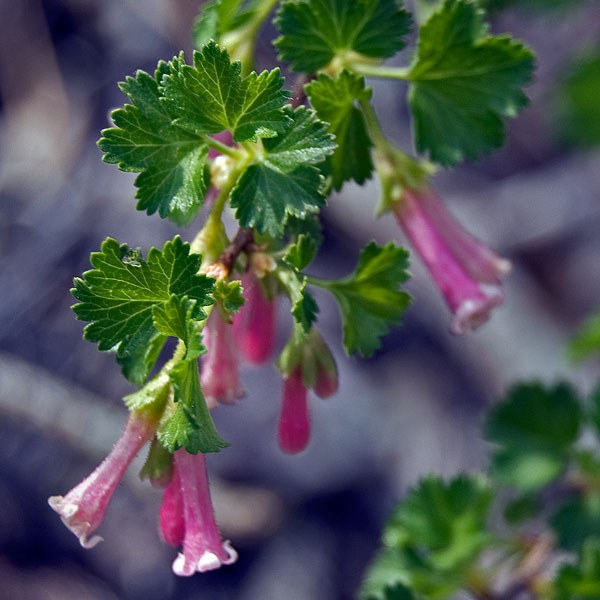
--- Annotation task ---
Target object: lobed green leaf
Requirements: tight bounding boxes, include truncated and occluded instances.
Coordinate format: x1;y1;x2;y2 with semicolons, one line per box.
407;0;535;165
306;71;374;190
317;242;411;357
275;0;411;73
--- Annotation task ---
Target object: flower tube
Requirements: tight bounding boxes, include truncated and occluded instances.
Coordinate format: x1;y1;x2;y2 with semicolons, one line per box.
48;412;154;548
171;449;237;576
394;187;505;334
233;272;276;364
278;367;311;454
201;310;244;407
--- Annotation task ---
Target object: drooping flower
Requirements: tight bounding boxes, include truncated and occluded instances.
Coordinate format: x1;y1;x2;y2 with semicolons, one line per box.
394;186;509;334
276;327;338;453
278;367;311;454
159;466;185;547
201;309;244;407
48;412;155;548
171;449;238;576
233;271;276;364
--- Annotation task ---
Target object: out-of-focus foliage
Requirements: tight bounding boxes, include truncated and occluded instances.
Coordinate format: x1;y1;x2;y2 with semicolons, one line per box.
363;381;600;599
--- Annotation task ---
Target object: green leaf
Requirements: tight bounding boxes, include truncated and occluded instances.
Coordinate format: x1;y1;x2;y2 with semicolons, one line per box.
360;546;417;600
277;264;319;332
161;41;289;142
98;60;209;224
589;385;600;440
554;538;600;599
275;0;412;73
214;279;245;314
551;496;600;553
152;296;205;360
230;106;335;237
116;331;167;386
485;382;582;491
315;242;411;357
72;236;214;374
407;0;535;165
158;360;229;453
306;71;374;190
570;311;600;362
386;475;493;572
193;0;247;48
284;234;318;271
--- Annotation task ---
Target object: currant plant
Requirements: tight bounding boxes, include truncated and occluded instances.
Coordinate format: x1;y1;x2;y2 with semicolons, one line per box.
49;0;536;579
362;380;600;599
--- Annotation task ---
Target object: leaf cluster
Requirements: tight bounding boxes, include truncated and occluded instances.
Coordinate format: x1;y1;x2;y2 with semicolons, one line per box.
362;381;600;599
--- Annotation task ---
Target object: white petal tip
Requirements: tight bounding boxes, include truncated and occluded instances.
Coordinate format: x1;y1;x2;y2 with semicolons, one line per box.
171;543;238;576
451;291;504;335
222;540;238;565
80;534;103;549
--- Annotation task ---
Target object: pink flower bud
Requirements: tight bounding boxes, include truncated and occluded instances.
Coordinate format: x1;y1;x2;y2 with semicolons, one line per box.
233;272;276;364
48;413;154;548
171;449;237;576
278;368;311;454
201;310;244;407
313;368;339;399
395;187;507;334
159;467;185;547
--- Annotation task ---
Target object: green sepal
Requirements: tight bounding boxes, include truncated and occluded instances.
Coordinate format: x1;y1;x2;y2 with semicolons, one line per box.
139;438;174;487
284;234;318;272
214;279;245;316
124;370;172;413
276;326;335;390
158;359;229;454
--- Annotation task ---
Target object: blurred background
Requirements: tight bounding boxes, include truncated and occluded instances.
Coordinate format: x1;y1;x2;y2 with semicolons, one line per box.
1;0;599;598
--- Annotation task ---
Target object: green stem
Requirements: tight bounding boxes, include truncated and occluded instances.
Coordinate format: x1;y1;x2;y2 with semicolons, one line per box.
191;149;254;256
220;0;279;74
204;135;242;159
358;96;434;213
352;63;411;80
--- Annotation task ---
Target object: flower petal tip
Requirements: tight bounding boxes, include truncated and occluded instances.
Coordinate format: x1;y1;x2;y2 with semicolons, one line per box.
172;542;238;576
48;495;104;549
450;288;504;335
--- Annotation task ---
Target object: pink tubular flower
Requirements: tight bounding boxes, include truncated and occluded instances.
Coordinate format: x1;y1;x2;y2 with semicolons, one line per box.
394;187;509;334
278;368;311;454
48;413;154;548
171;449;237;576
201;310;244;407
159;467;185;547
233;272;276;364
